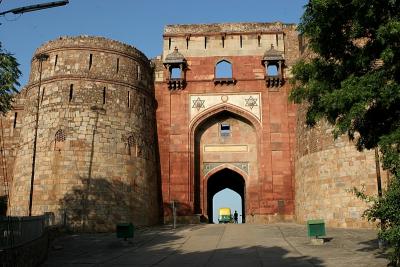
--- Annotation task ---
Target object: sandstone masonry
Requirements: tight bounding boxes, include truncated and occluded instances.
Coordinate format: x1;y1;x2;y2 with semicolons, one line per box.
3;36;159;231
0;22;384;230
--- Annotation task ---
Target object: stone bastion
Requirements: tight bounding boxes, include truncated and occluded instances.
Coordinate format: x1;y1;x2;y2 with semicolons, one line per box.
8;36;160;231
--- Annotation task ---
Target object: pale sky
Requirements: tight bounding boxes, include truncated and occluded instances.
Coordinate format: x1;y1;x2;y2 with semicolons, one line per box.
1;0;307;87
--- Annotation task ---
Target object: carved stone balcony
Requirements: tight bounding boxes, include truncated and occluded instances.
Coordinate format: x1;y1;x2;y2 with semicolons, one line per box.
213;78;236;85
167;78;186;90
265;75;284;89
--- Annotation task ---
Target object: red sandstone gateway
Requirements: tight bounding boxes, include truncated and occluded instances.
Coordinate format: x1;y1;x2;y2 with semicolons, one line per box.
156;22;298;224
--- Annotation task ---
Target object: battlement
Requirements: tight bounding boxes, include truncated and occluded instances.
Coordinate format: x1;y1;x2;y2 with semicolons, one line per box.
160;22;299;63
35;35;148;62
28;36;153;93
164;22;297;36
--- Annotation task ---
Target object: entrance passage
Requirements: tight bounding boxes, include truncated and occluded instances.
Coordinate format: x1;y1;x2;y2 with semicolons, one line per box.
207;168;245;223
213;189;242;223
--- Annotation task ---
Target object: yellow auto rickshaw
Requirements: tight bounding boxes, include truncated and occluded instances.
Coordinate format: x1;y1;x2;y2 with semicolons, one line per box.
218;207;232;223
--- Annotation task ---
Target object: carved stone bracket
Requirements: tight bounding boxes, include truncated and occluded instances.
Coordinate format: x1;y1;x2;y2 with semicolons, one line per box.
265;76;284;89
168;78;186;90
213;78;236;85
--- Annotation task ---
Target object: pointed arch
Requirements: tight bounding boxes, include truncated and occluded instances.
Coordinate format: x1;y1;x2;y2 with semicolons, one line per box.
189;103;262;137
215;59;232;78
206;167;246;223
189;104;262;217
204;164;249;183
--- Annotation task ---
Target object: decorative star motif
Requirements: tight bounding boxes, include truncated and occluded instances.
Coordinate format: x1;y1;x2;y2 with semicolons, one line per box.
192;97;205;111
245;96;258;110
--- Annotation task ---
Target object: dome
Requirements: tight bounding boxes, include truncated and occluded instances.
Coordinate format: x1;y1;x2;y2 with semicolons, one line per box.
163;47;186;65
262;44;284;61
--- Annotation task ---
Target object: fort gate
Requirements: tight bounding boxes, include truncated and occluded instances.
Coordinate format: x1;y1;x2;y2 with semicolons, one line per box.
0;22;383;229
154;22;299;223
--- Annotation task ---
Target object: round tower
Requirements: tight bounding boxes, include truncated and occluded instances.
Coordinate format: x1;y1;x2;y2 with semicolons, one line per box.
9;36;159;231
294;105;383;228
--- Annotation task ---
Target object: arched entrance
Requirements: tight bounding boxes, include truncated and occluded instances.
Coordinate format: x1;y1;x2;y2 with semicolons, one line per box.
190;106;260;222
207;168;245;223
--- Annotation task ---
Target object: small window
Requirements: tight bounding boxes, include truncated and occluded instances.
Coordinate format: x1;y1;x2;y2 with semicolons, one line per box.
127;135;136;156
69;84;74;102
127;91;130;108
257;35;261;47
55;129;66;142
222;36;225;48
204;36;207;49
215;60;232;78
240;35;243;48
54;55;58;68
54;129;66;151
13;112;17;128
137;65;141;80
168;38;172;50
102;87;106;105
220;123;230;137
186;36;189;49
267;64;279;76
171;68;181;79
116;58;119;73
41;87;45;103
89;53;93;70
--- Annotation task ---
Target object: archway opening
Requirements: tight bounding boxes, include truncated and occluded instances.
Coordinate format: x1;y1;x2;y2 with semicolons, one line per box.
213;189;242;223
207;168;245;223
193;109;258;222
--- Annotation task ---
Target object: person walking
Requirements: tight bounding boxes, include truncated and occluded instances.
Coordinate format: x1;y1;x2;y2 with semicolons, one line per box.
234;210;238;224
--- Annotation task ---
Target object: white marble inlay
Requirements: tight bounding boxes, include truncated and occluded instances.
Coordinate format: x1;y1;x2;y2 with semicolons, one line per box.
189;93;261;122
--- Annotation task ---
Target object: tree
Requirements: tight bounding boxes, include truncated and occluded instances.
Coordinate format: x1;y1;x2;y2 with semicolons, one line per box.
290;0;400;265
0;42;21;114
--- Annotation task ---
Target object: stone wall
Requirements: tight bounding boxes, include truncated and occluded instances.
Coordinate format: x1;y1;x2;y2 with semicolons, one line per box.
294;105;384;228
0;97;25;214
6;36;159;231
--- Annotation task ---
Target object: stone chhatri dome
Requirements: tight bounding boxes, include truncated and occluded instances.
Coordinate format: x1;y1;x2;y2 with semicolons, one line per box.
263;44;284;61
164;47;186;64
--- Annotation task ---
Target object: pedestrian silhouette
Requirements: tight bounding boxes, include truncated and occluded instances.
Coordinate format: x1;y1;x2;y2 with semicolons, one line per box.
234;210;238;224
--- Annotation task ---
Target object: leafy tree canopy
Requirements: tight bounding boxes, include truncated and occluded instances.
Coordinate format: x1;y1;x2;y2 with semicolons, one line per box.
0;42;20;114
291;0;399;173
291;0;400;264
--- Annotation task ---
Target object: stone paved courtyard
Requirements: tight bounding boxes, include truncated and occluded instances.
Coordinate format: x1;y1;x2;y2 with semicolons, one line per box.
42;223;388;267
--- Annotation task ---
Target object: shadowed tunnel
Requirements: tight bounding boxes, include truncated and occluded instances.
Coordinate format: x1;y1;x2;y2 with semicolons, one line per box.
207;168;245;223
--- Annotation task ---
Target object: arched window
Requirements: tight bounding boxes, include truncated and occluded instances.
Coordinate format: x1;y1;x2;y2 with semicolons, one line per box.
215;60;232;78
55;129;66;142
54;129;66;151
127;135;136;156
267;64;279;76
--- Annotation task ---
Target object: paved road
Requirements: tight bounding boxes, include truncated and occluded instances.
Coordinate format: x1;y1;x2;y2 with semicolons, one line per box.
42;223;388;267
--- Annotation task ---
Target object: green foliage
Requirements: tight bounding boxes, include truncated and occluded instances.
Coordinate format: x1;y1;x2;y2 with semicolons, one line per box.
350;180;400;264
291;0;400;264
0;42;21;114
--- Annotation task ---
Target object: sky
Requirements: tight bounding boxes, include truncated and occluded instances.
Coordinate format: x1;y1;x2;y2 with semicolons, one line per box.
1;0;307;223
1;0;307;88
